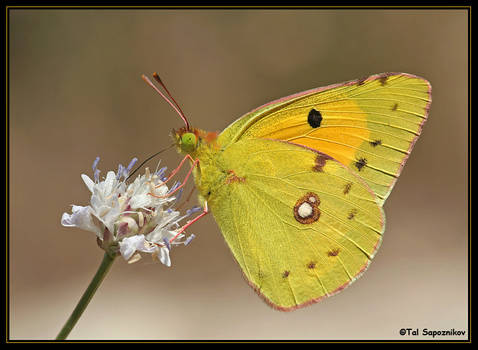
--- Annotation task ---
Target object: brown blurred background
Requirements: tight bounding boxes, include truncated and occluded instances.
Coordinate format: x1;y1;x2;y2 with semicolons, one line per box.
9;9;468;340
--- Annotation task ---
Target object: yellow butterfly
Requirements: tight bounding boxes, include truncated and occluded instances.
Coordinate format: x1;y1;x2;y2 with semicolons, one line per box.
144;72;431;311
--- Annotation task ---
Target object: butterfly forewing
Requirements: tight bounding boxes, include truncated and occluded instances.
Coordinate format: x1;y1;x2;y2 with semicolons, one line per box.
218;73;431;205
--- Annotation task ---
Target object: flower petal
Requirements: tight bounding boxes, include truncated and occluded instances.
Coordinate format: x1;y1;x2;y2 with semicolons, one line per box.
159;247;171;267
81;174;95;193
119;234;156;261
61;205;100;236
129;193;151;209
119;235;145;260
103;171;118;196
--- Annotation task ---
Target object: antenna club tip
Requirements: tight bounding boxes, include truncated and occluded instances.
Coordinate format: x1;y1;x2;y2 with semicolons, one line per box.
153;72;163;83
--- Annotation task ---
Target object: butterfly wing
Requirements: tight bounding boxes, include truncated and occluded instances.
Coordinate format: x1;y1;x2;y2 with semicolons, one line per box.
208;138;384;310
218;73;431;205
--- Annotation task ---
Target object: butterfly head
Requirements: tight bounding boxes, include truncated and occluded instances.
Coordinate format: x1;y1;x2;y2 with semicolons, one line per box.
173;127;218;155
174;127;198;153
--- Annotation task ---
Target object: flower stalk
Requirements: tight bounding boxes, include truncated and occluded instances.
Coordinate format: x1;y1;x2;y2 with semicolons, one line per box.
56;252;116;340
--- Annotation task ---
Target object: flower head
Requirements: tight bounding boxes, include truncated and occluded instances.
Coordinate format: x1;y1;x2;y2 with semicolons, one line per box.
61;157;197;266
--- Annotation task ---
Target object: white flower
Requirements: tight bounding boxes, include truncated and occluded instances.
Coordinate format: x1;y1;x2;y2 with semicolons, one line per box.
61;157;198;266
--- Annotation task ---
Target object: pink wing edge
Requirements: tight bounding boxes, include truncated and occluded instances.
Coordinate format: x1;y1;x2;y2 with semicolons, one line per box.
241;140;387;312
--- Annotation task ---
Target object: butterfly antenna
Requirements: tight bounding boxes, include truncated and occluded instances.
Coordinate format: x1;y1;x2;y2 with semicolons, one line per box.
152;73;186;120
141;74;190;130
126;143;175;181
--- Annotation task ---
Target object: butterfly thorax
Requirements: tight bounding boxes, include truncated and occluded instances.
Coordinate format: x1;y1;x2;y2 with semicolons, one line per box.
173;127;225;206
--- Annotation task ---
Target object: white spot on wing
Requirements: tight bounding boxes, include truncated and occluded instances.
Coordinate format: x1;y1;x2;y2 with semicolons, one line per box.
298;202;313;218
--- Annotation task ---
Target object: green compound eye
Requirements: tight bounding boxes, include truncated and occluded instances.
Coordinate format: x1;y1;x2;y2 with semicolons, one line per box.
181;132;197;152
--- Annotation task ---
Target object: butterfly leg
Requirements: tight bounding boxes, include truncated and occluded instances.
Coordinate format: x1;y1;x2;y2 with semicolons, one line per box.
169;201;209;243
158;154;195;187
148;154;199;199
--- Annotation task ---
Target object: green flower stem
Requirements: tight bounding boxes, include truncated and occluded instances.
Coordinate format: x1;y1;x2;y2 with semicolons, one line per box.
56;252;116;340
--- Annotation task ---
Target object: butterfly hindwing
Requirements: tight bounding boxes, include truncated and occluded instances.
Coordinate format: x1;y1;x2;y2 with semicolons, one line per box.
218;73;431;205
207;138;384;310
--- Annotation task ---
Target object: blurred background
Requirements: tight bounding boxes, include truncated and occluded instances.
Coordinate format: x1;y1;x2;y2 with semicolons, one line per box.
9;9;468;340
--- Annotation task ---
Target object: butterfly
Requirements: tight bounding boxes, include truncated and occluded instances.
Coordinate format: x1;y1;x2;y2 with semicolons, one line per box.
143;72;431;311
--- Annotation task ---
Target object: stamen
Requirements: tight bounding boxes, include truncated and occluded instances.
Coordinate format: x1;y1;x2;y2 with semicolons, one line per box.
156;166;167;178
120;210;140;215
184;234;196;246
163;237;171;250
94;168;100;183
92;156;100;172
186;206;201;216
139;207;154;213
116;164;125;180
154;159;162;175
174;188;184;202
138;212;144;227
168;181;181;194
117;196;126;209
126;157;138;174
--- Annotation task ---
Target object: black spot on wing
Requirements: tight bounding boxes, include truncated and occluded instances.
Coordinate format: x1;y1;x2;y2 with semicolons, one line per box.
347;209;358;220
307;109;322;128
355;157;367;171
343;182;352;195
327;248;340;257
